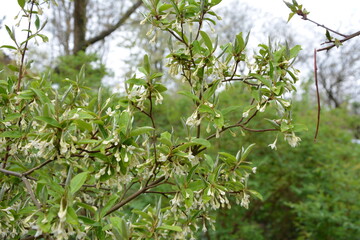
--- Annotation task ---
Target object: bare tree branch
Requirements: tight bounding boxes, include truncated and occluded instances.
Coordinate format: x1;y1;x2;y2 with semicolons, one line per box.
84;1;142;48
317;30;360;52
313;49;321;142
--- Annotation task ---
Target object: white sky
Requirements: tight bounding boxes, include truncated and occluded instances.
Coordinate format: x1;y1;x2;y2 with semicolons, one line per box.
1;0;359;82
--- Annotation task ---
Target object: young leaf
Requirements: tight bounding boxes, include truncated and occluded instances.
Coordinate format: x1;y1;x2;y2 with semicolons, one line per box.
130;126;154;137
157;225;182;232
70;172;89;195
200;31;213;52
34;116;62;128
143;54;151;75
0;131;22;138
18;0;25;8
191;138;211;149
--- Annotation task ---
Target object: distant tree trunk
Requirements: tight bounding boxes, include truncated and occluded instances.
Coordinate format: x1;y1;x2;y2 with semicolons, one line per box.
71;0;142;55
73;0;88;54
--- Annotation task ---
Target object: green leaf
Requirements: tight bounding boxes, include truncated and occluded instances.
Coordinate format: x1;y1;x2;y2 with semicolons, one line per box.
78;216;98;226
77;139;99;145
157;225;182;232
0;131;22;138
130;126;154;137
31;88;50;104
200;31;213;52
211;0;222;6
34;116;61;128
35;15;40;30
154;83;167;93
289;45;302;59
66;206;79;225
287;12;295;22
178;90;200;102
126;78;147;86
159;131;172;147
198;104;214;114
191;138;211;149
0;45;17;50
219;152;237;164
99;195;118;219
3;113;21;122
110;217;129;239
234;32;245;54
37;34;49;43
251;74;271;88
18;0;25;8
73;120;92;132
248;190;264;201
77;202;97;214
150;72;163;80
325;30;332;41
70;172;88;195
158;3;172;12
5;25;15;42
241;143;256;161
143;54;151;75
292;124;308;132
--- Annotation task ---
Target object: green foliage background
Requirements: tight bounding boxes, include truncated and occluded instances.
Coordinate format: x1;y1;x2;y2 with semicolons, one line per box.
155;84;360;239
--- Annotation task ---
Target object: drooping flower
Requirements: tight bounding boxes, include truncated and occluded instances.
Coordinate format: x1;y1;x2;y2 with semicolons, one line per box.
284;132;301;147
241;192;250;209
268;136;278;150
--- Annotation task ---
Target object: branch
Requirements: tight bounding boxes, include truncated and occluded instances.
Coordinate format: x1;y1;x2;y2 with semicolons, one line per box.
17;1;36;92
294;10;360;51
317;30;360;52
313;49;321;141
0;168;22;177
84;1;142;47
22;159;54;176
2;145;10;168
104;176;166;217
303;17;348;37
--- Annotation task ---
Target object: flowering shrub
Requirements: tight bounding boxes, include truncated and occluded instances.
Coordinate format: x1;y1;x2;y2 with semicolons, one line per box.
0;0;304;239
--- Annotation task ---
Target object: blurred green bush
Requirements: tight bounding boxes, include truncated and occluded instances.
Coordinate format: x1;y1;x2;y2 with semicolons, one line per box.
155;83;360;240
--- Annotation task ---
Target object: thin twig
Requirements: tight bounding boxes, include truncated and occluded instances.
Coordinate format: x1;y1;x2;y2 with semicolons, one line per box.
317;30;360;52
304;17;348;37
313;49;321;142
17;1;36;92
22;159;54;176
2;145;10;168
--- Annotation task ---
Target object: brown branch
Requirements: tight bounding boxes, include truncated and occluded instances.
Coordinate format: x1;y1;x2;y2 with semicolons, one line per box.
17;1;36;92
317;30;360;52
84;1;142;47
22;159;54;176
2;144;10;168
0;168;22;177
303;17;348;37
104;176;166;217
313;49;321;142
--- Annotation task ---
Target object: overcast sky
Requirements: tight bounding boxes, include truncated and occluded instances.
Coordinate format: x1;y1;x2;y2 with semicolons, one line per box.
1;0;359;82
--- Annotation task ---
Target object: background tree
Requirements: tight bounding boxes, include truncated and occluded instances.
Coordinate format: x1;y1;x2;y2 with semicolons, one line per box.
50;0;143;55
